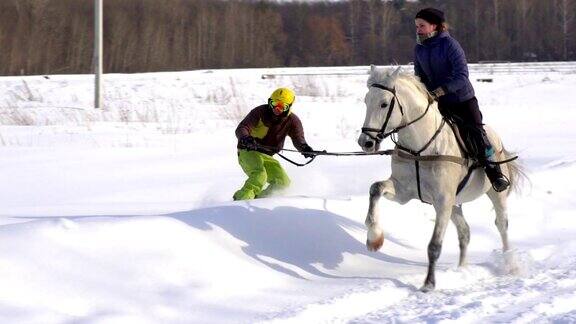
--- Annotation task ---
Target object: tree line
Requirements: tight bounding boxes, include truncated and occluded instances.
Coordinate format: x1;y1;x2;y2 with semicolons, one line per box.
0;0;574;76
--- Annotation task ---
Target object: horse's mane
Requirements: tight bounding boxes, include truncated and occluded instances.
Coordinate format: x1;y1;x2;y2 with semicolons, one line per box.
367;66;433;101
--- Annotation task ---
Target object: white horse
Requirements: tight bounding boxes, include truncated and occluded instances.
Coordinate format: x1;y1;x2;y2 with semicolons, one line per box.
357;65;524;292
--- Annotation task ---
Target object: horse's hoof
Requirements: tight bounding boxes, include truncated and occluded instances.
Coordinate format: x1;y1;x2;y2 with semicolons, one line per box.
419;283;435;293
366;234;384;251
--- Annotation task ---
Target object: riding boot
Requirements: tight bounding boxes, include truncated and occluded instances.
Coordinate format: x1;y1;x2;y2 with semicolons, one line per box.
464;125;510;193
482;149;510;193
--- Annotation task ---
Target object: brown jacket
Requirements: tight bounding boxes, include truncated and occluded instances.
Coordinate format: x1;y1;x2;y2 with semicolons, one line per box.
236;105;309;155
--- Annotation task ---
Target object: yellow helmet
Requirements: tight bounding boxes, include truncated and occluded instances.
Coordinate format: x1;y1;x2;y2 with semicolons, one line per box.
269;87;295;115
270;87;295;105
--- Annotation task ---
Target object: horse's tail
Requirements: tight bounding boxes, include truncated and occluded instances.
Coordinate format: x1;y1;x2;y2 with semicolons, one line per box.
503;148;529;196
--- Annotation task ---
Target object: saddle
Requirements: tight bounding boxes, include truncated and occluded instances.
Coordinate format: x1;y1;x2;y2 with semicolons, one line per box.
445;118;476;158
445;119;483;194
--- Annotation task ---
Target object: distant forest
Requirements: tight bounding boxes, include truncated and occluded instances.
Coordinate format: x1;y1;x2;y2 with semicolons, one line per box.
0;0;574;76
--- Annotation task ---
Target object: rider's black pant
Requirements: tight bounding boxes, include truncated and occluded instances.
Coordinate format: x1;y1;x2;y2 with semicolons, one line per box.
438;96;493;161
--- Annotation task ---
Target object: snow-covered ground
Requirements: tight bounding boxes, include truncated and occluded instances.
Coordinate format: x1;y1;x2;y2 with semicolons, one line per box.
1;64;575;323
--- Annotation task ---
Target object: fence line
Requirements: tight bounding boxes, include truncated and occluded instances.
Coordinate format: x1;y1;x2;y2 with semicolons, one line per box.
261;61;576;79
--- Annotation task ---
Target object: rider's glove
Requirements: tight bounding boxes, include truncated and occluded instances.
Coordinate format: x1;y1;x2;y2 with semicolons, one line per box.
301;144;315;158
239;136;258;151
431;87;446;99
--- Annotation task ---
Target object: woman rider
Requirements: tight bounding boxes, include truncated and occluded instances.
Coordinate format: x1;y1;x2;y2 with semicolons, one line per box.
414;7;510;192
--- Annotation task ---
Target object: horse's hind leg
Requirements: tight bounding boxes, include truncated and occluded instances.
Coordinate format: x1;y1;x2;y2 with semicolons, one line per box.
487;191;510;252
365;179;397;251
451;205;470;267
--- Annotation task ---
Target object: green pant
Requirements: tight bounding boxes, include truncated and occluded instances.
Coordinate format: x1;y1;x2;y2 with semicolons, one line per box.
233;150;291;200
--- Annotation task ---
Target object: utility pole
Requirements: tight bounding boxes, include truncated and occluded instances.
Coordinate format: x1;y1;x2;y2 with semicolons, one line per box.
94;0;103;109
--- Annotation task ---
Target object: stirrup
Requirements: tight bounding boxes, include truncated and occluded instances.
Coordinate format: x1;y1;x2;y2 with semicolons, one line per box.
491;175;510;192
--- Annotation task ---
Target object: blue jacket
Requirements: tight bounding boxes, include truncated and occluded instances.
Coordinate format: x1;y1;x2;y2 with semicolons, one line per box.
414;32;475;104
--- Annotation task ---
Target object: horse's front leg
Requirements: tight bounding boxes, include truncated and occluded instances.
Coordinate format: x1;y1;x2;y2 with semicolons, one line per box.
421;198;454;292
365;179;397;251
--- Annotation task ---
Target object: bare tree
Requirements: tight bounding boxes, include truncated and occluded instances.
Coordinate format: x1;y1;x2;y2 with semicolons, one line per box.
2;0;576;76
558;0;575;60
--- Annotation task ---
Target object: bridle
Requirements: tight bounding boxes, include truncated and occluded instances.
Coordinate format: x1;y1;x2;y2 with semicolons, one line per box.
361;83;443;204
361;83;432;144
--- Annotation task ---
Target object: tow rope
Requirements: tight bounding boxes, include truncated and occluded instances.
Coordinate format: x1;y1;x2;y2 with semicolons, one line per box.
254;144;518;168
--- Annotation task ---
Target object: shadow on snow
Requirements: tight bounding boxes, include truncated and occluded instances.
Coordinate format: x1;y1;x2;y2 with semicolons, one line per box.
7;202;425;282
167;203;425;280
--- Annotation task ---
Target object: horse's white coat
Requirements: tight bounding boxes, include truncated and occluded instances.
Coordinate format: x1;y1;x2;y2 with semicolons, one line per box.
358;66;524;291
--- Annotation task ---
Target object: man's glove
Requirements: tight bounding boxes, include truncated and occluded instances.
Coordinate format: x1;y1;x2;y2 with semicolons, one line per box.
301;144;315;158
239;136;258;151
431;87;446;100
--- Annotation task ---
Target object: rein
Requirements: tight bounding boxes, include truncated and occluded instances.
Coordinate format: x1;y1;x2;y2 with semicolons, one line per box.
254;144;517;179
257;145;513;167
361;83;432;143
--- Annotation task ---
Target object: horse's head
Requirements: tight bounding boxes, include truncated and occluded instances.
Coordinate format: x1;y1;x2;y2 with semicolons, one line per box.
358;65;404;152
